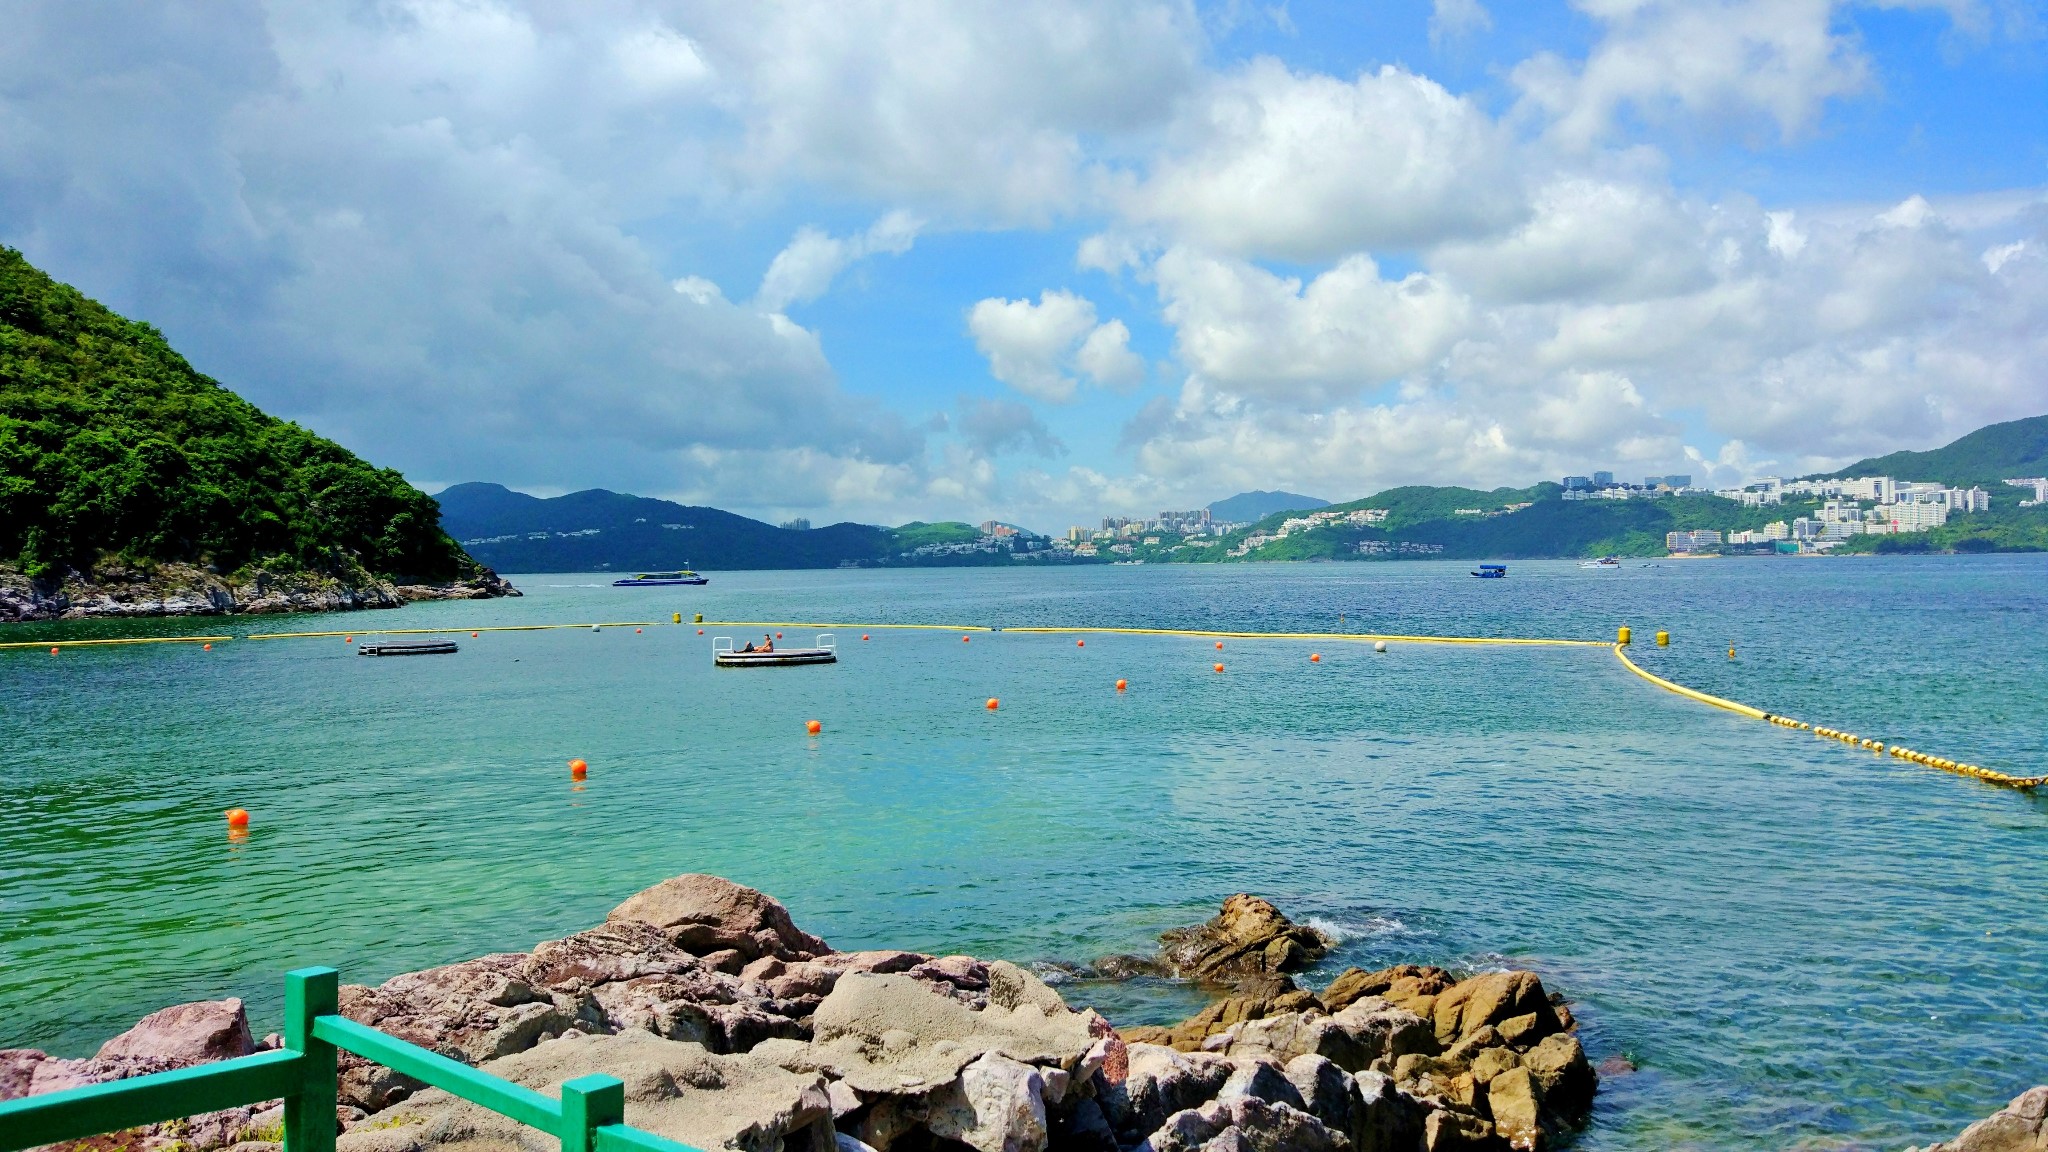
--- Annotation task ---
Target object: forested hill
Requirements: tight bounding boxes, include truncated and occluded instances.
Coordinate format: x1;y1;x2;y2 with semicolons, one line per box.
1820;414;2048;487
436;483;897;571
0;247;481;583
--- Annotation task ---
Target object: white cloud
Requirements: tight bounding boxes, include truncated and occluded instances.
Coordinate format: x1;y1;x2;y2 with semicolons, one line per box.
755;210;922;313
1430;0;1495;45
1430;178;1711;303
967;290;1145;402
1152;247;1471;406
956;396;1066;457
1513;0;1873;149
1121;59;1523;260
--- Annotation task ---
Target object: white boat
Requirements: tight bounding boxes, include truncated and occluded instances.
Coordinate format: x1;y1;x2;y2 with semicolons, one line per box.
1580;556;1622;569
712;633;837;667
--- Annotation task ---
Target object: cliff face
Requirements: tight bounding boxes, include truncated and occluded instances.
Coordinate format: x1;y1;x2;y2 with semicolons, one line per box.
0;560;518;622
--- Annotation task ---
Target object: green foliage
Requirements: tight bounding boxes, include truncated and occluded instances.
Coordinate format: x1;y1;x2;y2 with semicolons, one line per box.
1819;413;2048;488
887;521;983;550
0;247;475;581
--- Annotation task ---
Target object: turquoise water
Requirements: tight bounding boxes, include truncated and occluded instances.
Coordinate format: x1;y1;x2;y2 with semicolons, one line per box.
4;559;2045;1150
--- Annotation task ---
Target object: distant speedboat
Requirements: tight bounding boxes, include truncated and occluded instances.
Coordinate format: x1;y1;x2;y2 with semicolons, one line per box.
1580;556;1621;570
1471;564;1507;578
612;570;708;586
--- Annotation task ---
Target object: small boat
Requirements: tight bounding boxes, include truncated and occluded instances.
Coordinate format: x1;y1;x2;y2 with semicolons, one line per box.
1471;564;1507;579
358;640;459;657
613;570;708;586
713;633;837;667
1580;556;1622;570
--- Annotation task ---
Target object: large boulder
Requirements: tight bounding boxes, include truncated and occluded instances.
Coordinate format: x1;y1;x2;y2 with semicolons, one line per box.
922;1051;1053;1152
95;998;255;1064
1101;1045;1237;1143
608;875;830;962
336;1030;834;1152
1216;1001;1437;1074
1518;1034;1594;1118
1484;1067;1543;1151
1323;966;1454;1022
1911;1086;2048;1152
1156;896;1332;985
797;966;1094;1096
1431;973;1559;1048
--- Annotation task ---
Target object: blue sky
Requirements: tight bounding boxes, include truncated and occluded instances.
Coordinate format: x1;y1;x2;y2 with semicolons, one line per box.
4;1;2045;530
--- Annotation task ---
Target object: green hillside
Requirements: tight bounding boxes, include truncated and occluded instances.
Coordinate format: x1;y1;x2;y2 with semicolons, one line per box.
1821;414;2048;487
0;246;480;583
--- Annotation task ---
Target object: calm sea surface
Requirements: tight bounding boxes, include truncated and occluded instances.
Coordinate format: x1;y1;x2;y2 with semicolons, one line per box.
3;558;2044;1150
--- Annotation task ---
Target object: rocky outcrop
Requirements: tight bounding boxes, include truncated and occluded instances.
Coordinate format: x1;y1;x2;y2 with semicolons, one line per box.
1911;1087;2048;1152
1110;895;1333;989
3;884;1602;1152
0;560;516;622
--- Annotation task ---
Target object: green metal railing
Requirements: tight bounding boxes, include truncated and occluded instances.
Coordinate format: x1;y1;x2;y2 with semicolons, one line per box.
0;968;703;1152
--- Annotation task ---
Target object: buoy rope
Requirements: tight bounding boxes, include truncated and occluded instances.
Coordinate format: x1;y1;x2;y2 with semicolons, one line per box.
245;623;669;639
1612;643;2044;791
1;635;231;650
998;625;1606;646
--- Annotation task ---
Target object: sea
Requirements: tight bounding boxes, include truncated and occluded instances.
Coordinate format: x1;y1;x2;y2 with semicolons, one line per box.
3;557;2044;1150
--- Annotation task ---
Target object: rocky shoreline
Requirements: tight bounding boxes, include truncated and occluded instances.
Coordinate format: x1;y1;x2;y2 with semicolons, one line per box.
0;877;1613;1152
0;561;518;622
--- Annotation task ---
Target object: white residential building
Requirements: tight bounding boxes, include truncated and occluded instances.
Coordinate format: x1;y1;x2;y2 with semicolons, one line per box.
1762;521;1790;540
1882;502;1949;531
2007;477;2048;506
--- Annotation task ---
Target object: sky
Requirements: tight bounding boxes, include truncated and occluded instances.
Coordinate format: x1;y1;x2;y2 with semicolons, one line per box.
3;1;2046;531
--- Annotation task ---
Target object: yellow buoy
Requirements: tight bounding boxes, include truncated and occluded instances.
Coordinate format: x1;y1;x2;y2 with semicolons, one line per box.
1655;631;1669;646
1618;626;1631;645
674;613;682;624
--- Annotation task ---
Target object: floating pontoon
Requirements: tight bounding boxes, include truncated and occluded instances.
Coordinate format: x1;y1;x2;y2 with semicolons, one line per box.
357;641;459;657
712;633;837;667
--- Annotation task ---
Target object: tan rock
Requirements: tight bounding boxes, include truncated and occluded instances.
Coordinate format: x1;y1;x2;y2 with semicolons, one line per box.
804;968;1092;1096
1519;1033;1595;1117
1485;1067;1543;1151
1433;972;1560;1046
1424;1109;1494;1151
608;874;830;961
1468;1047;1520;1086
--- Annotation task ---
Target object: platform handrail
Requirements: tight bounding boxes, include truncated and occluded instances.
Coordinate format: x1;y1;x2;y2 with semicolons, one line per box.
0;967;703;1152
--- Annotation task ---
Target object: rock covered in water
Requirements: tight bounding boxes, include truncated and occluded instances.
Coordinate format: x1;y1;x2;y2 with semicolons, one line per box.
1152;895;1334;985
1910;1087;2048;1152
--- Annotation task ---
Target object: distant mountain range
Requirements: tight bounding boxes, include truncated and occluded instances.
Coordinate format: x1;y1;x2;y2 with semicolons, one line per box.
439;415;2048;572
1207;490;1328;522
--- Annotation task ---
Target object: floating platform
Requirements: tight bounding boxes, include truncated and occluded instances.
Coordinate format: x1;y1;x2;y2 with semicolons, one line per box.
713;634;836;667
357;641;459;657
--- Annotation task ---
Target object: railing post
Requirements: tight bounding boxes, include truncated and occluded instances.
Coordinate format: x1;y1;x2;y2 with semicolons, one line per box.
283;967;339;1152
559;1075;625;1152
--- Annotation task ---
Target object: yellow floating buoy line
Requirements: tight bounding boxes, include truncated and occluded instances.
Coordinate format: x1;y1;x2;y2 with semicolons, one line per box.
1612;641;2044;791
245;622;668;639
1;634;232;651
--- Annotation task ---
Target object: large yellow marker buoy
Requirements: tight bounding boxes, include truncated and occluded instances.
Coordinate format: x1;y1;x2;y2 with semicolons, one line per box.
1655;631;1669;646
1618;626;1631;645
674;613;682;624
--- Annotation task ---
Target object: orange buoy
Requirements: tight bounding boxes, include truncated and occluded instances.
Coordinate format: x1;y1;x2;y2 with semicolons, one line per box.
962;635;971;643
1077;639;1085;647
861;634;869;641
344;636;352;643
635;628;643;633
985;697;999;710
806;720;822;735
49;647;58;655
775;631;783;639
472;632;479;638
203;643;213;650
1214;663;1225;673
224;808;250;828
1215;641;1224;650
698;629;705;635
1115;679;1127;691
568;758;589;779
1310;653;1320;662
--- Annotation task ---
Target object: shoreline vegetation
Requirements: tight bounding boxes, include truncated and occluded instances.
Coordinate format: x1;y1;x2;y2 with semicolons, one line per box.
0;559;518;623
6;876;1606;1152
